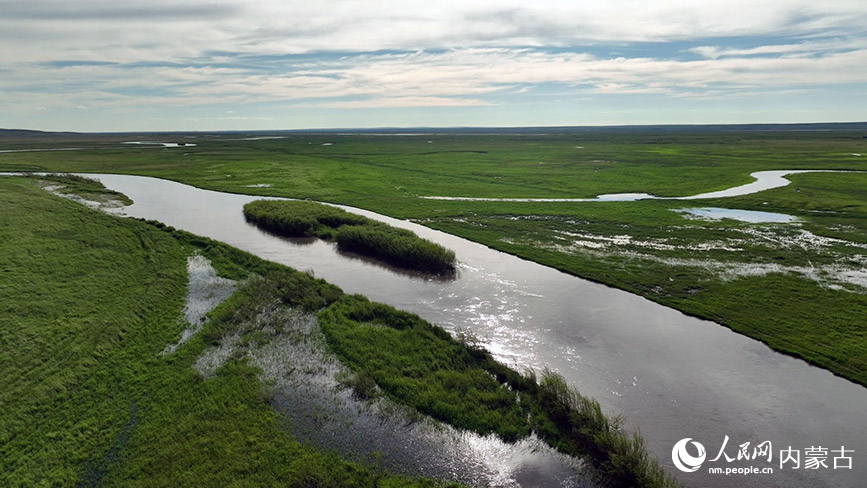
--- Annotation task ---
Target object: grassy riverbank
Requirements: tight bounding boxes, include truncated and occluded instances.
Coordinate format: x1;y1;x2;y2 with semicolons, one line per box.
0;176;445;487
244;200;456;273
30;172;133;206
420;189;867;385
2;130;862;385
320;295;677;487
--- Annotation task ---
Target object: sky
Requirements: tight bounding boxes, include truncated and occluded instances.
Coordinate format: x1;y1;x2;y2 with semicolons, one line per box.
2;0;866;131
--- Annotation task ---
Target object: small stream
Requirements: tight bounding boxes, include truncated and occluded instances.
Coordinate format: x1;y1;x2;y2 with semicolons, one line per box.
420;169;860;201
6;172;866;488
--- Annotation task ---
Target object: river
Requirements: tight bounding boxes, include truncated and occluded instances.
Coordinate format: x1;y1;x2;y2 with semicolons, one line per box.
45;174;867;487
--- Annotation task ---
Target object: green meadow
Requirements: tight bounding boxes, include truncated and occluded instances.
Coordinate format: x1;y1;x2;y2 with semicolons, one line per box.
2;129;865;385
0;176;447;487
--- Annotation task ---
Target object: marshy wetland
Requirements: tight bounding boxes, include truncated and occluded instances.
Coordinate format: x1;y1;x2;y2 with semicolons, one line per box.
2;128;866;488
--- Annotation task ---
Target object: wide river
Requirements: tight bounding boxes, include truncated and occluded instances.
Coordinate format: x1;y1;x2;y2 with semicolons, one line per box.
81;174;867;487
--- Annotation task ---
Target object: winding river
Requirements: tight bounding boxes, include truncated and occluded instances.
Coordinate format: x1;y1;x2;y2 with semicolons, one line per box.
15;172;867;488
419;169;859;202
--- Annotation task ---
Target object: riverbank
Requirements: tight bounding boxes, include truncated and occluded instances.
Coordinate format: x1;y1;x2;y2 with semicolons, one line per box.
0;176;447;487
2;175;677;487
319;294;675;486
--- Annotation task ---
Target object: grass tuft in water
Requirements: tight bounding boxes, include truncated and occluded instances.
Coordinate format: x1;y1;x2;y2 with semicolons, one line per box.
243;199;456;273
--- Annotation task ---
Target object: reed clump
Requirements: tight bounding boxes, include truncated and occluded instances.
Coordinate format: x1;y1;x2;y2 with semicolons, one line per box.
243;200;455;273
319;294;680;488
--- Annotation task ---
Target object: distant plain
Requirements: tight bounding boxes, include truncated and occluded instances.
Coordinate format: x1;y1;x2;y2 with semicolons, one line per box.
2;127;866;384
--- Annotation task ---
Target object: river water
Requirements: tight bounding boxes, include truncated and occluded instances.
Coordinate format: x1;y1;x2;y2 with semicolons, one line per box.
66;174;867;487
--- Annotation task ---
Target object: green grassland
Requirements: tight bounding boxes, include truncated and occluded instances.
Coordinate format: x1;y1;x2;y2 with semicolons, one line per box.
1;175;677;487
1;130;866;386
2;131;863;207
0;177;446;487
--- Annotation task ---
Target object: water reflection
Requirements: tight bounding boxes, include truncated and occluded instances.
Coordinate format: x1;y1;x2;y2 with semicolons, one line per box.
335;246;458;282
246;218;459;281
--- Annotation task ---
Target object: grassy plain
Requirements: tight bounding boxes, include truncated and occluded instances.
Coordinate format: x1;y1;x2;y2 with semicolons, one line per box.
1;129;866;385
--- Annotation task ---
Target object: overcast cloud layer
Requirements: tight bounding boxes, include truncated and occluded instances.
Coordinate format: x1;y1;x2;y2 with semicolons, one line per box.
2;0;866;130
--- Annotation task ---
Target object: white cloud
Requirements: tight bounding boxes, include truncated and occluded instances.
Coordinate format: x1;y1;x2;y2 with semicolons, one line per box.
2;1;866;128
1;1;866;63
3;47;867;112
310;96;494;109
690;38;867;59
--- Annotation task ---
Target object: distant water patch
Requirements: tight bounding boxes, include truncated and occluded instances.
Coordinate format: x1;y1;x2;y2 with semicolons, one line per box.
122;141;197;148
674;207;800;223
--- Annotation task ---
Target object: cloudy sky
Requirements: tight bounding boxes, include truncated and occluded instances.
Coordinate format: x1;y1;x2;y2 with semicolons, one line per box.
2;0;866;131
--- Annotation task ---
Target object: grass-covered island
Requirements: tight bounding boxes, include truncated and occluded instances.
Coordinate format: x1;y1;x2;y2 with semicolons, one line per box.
243;199;456;274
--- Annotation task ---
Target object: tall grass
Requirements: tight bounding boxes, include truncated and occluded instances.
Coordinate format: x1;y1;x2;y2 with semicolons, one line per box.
244;199;456;273
319;294;529;441
319;294;680;488
243;200;368;236
534;369;677;487
335;225;456;273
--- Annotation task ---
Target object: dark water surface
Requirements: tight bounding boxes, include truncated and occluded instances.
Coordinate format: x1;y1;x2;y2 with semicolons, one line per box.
85;174;867;488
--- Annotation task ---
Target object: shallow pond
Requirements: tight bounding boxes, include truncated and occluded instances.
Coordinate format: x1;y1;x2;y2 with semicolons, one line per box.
31;173;867;488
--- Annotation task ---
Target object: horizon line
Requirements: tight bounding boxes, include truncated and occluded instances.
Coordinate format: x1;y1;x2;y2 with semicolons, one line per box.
4;120;867;136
